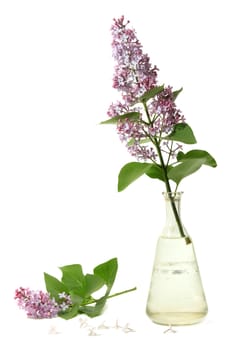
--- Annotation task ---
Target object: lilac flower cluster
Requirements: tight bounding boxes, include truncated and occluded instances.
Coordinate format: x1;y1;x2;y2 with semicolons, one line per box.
108;16;185;162
117;117;157;161
15;287;72;319
110;16;158;104
148;86;185;134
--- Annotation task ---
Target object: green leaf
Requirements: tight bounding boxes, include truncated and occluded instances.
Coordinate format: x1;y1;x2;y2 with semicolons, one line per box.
100;112;140;125
69;292;83;305
80;258;119;318
74;258;119;318
168;149;217;185
177;149;217;167
59;264;85;291
168;159;203;184
118;162;154;191
127;137;150;147
58;303;80;320
165;123;197;144
84;273;105;296
79;297;107;318
94;258;118;292
138;85;164;103
172;87;183;100
79;258;118;317
145;163;165;182
44;273;69;301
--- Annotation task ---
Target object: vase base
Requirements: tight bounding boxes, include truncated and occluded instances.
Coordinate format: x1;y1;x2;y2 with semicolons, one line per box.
148;311;207;326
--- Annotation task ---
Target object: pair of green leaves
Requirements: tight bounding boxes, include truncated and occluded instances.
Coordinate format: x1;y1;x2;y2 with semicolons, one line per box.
44;258;118;319
118;149;217;191
117;122;217;191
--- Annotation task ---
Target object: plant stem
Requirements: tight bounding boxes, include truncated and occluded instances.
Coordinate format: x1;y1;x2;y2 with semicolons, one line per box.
143;103;191;244
83;287;137;306
107;287;137;300
156;141;190;244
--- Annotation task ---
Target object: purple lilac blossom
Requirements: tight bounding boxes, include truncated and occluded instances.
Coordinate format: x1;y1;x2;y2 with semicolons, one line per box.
108;16;185;161
110;15;158;104
15;287;72;319
148;86;185;134
116;118;157;161
107;101;131;118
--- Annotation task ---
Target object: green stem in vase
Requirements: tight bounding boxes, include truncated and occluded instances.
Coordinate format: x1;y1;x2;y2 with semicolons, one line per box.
143;102;191;244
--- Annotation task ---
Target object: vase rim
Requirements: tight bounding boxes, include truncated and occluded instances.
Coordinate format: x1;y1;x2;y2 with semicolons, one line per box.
162;191;184;195
162;191;184;199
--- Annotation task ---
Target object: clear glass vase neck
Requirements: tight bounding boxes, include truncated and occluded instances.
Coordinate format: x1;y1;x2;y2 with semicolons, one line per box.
162;192;187;239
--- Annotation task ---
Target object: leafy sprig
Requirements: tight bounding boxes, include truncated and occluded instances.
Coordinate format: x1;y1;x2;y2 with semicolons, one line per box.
103;17;217;243
101;87;217;192
44;257;136;319
102;85;217;244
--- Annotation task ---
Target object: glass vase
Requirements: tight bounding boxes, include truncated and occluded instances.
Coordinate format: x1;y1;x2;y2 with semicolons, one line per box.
146;192;208;326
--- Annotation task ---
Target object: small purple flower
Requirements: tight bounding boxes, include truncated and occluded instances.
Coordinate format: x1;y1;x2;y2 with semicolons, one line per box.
15;287;72;319
162;141;183;158
117;118;144;142
116;118;158;162
107;101;130;118
128;142;157;162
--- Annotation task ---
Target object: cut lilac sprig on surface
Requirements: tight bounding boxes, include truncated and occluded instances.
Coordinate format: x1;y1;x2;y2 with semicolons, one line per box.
101;16;217;244
15;258;136;320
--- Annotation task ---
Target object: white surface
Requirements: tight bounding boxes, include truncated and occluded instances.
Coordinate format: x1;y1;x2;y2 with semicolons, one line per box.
3;293;232;349
0;0;232;348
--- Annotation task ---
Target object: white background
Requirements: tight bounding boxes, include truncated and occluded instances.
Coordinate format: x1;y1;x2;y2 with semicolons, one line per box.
0;0;232;348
